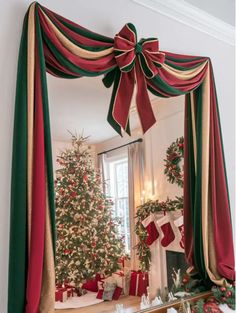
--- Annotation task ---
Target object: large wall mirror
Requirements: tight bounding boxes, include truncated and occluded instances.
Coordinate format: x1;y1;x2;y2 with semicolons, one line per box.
49;76;190;312
8;3;234;313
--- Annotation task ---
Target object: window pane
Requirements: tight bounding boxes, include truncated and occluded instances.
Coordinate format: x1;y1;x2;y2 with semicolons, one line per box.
105;158;130;254
115;162;128;198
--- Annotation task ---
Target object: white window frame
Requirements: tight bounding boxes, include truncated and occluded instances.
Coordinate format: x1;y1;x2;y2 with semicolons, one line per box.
105;154;130;254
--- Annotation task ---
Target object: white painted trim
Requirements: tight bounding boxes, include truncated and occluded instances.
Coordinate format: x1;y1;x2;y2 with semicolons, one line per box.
132;0;235;46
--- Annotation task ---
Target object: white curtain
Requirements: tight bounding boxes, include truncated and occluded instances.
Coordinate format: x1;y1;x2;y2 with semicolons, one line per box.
128;141;145;270
97;153;107;194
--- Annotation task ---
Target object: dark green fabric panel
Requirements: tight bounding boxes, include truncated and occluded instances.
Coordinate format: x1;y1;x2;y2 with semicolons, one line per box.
35;7;56;253
164;60;205;71
8;11;29;313
46;63;79;79
193;86;210;284
151;75;185;96
165;55;204;63
147;85;168;98
139;54;153;78
102;68;116;88
106;69;123;136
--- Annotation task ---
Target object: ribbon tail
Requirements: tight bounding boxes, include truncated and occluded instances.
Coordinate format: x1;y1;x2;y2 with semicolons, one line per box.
135;61;156;133
102;68;117;88
112;70;135;135
107;69;123;136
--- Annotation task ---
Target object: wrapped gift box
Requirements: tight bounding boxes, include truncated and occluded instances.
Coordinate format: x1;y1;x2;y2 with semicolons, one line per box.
112;270;131;296
55;288;68;302
129;271;149;297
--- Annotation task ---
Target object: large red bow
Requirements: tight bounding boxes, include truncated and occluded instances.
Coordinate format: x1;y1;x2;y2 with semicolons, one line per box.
112;23;165;134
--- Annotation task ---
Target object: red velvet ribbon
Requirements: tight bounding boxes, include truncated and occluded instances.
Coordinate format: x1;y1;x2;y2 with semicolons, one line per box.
113;23;165;133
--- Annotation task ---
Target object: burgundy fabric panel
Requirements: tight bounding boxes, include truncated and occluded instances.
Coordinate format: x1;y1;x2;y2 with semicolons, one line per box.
113;70;135;130
166;58;208;68
43;44;80;77
209;69;235;281
158;65;208;92
25;44;46;313
183;94;194;266
135;62;156;133
147;80;171;97
164;51;208;62
38;9;116;72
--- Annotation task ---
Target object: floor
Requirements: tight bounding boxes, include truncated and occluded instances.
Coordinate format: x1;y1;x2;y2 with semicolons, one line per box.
55;295;140;313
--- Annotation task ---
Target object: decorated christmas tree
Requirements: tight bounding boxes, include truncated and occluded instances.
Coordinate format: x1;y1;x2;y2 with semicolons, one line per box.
55;134;124;287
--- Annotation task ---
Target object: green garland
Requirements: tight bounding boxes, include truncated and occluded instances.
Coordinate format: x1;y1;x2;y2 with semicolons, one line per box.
192;284;235;312
212;284;235;310
135;196;183;272
164;136;184;188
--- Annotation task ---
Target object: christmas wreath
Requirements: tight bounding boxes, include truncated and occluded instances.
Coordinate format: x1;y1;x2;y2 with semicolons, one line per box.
164;136;184;188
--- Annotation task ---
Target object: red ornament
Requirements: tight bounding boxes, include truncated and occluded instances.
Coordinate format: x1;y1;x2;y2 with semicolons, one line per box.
220;287;226;292
225;291;232;297
83;174;88;182
182;274;190;284
59;188;64;195
70;191;77;198
221;297;227;302
204;302;222;313
64;249;71;254
91;241;96;247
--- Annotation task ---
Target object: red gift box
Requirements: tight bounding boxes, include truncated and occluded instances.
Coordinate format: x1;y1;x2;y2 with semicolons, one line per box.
129;271;149;297
55;288;68;302
64;283;78;297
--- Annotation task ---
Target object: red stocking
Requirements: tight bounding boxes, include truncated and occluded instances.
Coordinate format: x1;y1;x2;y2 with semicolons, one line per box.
157;215;175;247
142;214;159;245
174;215;184;249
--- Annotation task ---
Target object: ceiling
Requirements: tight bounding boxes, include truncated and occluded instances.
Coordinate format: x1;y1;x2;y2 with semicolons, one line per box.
46;0;235;144
185;0;235;26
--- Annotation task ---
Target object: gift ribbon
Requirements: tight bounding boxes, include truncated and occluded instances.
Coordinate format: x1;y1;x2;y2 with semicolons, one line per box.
105;23;165;135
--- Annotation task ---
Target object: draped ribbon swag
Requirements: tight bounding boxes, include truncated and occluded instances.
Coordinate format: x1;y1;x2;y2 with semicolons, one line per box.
9;2;234;313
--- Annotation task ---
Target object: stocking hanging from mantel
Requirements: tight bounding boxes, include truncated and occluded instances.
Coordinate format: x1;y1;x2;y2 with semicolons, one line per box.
9;2;234;313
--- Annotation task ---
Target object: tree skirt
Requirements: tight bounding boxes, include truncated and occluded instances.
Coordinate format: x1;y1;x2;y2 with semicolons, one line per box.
55;291;103;309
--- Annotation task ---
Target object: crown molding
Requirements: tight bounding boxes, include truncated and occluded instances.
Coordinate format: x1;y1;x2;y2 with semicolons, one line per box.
132;0;235;46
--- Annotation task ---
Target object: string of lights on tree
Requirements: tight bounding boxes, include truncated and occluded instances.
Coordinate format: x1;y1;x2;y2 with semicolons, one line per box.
55;134;124;287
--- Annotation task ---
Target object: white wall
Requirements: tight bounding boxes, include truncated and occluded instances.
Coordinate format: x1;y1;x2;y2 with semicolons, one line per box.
143;97;184;201
95;96;184;202
0;1;234;311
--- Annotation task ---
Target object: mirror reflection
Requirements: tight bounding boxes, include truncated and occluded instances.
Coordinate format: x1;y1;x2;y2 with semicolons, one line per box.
49;76;206;313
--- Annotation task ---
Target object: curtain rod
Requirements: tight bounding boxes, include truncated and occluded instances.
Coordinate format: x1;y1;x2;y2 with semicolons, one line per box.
97;138;143;155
